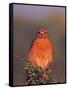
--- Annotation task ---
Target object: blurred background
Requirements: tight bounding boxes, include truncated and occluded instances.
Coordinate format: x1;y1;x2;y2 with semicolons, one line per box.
13;4;66;86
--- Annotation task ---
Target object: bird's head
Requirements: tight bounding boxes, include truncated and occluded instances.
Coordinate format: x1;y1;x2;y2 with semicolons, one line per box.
36;27;48;39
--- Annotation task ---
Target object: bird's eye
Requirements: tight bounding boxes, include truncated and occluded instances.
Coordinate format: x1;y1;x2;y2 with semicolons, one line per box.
44;32;47;34
38;32;40;34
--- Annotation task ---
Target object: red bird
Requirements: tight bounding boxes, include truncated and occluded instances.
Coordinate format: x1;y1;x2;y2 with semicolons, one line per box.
27;27;54;71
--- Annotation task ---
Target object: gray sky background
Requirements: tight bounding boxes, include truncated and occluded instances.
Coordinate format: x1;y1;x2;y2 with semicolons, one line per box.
13;4;65;20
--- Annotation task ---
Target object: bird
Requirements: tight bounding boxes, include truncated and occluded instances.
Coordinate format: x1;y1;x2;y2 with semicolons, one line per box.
27;27;54;72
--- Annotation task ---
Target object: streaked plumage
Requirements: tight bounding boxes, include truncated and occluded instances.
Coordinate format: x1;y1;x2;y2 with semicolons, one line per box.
27;27;54;71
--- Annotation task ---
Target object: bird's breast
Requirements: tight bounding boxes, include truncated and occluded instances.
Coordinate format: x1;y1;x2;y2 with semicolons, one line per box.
28;38;53;69
33;38;52;51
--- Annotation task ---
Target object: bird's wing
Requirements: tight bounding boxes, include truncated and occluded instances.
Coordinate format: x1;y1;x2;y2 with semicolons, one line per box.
28;38;36;52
